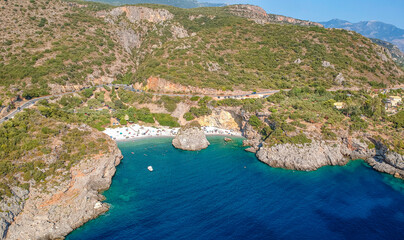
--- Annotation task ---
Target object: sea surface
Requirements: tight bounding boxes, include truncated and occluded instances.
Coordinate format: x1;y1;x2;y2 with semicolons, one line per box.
67;137;404;240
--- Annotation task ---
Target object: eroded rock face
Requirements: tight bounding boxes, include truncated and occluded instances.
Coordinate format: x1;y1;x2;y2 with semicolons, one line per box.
366;151;404;179
99;6;174;24
256;141;349;171
227;5;268;24
0;187;29;240
117;27;142;52
5;139;123;240
172;127;210;151
227;4;323;27
198;109;242;132
254;134;404;179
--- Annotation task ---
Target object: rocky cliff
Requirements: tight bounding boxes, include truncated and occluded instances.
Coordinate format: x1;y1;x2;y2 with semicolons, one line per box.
254;135;404;178
371;38;404;67
197;108;242;132
227;4;323;27
0;188;29;240
172;126;210;151
4;136;123;239
235;111;404;179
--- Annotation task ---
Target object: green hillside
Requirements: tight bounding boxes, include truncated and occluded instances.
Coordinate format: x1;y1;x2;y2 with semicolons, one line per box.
0;0;403;106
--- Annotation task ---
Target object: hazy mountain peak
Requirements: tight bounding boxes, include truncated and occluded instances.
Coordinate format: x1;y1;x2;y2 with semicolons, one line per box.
320;19;404;52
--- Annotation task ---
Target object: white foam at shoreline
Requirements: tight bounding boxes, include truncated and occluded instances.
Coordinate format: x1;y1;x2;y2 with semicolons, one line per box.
103;124;242;141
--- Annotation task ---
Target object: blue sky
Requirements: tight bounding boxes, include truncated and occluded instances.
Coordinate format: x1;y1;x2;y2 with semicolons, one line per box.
204;0;404;28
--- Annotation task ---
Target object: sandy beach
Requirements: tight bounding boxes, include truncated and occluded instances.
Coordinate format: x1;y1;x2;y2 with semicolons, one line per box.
103;124;242;141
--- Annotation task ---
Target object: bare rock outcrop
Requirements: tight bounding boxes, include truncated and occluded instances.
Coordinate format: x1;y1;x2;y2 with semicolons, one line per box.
117;27;142;52
98;6;174;24
172;127;210;151
256;140;350;171
227;4;323;27
366;150;404;179
198;108;242;132
334;73;345;85
5;140;123;239
0;187;29;240
227;5;268;24
322;61;335;68
294;58;302;64
171;25;189;39
254;135;404;179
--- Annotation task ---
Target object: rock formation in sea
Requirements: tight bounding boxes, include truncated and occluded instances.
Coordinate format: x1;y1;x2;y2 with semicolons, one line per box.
4;133;123;240
172;123;210;151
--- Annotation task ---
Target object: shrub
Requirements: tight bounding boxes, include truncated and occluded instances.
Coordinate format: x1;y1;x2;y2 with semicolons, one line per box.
38;18;47;27
249;115;263;129
183;112;195;121
153;113;180;127
190;96;200;101
189;106;211;118
389;111;404;128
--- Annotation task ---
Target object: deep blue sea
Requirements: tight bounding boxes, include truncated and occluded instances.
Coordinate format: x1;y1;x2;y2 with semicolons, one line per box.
67;137;404;240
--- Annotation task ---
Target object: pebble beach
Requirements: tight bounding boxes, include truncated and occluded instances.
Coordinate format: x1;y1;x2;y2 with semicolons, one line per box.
103;124;242;141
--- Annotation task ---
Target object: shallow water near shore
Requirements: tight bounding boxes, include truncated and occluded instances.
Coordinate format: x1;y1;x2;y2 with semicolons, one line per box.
67;137;404;240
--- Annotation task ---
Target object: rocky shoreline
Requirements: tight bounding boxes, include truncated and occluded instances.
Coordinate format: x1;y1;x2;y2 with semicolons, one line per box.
251;136;404;179
1;108;402;240
2;138;123;240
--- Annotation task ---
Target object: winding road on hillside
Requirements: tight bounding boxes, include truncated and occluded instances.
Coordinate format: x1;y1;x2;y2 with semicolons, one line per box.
0;84;403;124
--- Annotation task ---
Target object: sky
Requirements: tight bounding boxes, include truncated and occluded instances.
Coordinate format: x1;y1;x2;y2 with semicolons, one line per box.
204;0;404;29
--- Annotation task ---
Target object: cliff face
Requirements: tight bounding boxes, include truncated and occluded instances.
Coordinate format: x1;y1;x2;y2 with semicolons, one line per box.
4;138;123;239
172;127;210;151
197;108;242;131
256;139;370;171
0;188;29;240
253;134;404;178
371;38;404;67
235;112;404;179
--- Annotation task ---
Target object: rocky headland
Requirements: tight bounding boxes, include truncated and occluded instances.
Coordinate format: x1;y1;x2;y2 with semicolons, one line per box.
172;124;210;151
1;129;123;240
242;123;404;179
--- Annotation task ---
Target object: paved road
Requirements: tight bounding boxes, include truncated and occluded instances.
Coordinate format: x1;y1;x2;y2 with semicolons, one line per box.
1;84;403;124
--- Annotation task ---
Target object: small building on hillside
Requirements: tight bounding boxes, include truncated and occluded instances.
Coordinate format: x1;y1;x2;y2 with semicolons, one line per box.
333;102;345;109
388;96;402;107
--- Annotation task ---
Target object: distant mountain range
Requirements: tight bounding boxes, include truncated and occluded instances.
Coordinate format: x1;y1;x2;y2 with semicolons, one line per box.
320;19;404;52
85;0;225;8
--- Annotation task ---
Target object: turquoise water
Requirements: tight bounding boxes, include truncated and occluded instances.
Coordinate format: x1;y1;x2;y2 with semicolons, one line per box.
67;137;404;239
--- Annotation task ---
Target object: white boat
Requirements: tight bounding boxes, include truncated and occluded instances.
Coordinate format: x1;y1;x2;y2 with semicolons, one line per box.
147;166;154;172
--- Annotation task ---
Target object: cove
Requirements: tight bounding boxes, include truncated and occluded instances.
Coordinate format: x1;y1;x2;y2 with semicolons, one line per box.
67;137;404;240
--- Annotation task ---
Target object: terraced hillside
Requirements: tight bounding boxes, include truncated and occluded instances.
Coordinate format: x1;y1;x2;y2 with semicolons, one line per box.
1;0;403;107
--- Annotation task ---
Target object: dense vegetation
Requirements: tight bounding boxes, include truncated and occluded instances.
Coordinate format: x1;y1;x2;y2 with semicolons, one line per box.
241;88;403;151
1;0;404;200
1;0;403;110
134;5;403;90
0;110;109;199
